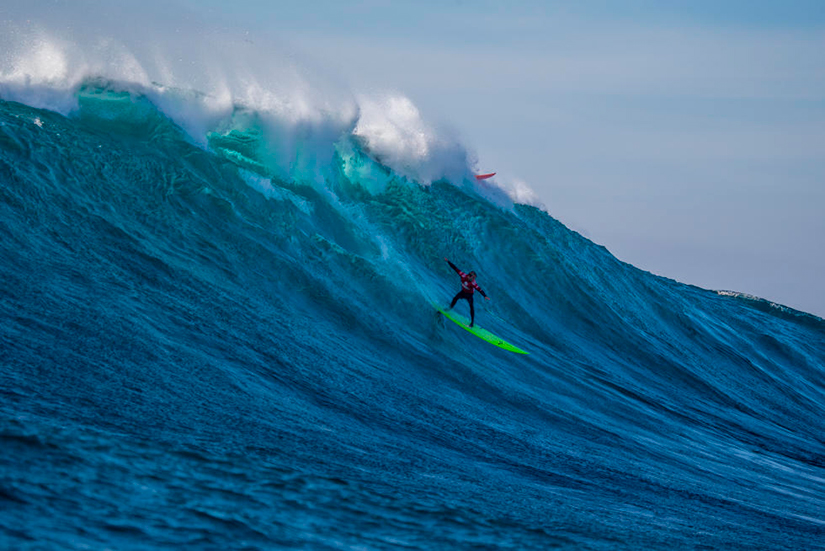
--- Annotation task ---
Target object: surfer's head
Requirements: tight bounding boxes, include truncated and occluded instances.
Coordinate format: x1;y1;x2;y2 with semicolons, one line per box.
468;271;477;281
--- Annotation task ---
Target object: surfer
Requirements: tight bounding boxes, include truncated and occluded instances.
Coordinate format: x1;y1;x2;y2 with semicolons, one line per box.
444;258;490;327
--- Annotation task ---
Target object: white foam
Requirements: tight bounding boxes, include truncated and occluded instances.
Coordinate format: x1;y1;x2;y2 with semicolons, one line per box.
0;29;83;114
487;175;544;209
353;93;471;185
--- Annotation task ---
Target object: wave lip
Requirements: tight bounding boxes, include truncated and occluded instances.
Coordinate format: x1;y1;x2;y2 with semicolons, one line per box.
1;11;544;204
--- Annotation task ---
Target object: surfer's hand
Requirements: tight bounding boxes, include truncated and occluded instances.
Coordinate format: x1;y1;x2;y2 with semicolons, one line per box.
485;296;491;301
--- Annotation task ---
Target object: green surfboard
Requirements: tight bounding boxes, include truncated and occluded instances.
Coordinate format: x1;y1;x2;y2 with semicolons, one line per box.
436;306;529;355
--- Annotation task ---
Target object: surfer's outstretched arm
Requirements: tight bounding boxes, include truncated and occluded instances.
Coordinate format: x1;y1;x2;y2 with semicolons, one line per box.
444;258;462;275
472;282;490;300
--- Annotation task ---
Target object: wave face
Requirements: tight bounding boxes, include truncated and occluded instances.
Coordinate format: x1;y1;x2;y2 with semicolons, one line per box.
2;82;825;550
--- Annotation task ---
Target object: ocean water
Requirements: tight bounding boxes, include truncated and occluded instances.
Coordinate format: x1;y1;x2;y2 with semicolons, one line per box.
2;34;825;551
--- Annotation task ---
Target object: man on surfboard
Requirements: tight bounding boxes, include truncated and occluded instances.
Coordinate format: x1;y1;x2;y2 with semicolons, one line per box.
444;258;490;327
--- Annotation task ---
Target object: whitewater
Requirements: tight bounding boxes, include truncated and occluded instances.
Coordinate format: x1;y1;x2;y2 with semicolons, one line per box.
2;10;825;551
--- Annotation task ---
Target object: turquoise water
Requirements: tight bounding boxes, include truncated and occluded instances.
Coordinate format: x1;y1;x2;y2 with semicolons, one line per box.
1;87;824;550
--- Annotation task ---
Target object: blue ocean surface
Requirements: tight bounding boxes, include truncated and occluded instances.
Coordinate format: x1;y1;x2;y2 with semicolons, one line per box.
1;82;825;551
